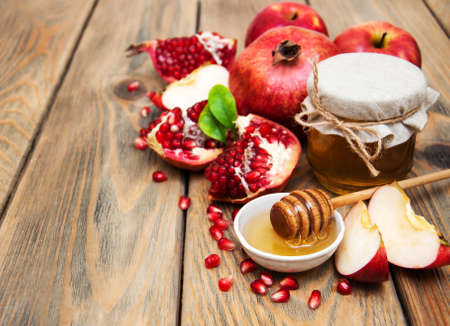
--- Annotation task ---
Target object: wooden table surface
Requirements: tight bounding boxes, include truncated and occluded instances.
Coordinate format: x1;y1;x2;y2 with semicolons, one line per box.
0;0;448;325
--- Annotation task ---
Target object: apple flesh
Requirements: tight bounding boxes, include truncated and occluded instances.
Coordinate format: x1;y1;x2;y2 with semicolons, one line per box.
335;201;389;283
245;2;328;47
368;184;450;269
334;21;421;67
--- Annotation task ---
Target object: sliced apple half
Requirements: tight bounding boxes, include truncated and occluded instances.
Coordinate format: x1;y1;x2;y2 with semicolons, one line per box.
368;184;450;269
335;201;389;282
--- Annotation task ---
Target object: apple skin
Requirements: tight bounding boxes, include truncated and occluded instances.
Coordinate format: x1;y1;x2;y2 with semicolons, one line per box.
337;246;390;283
422;245;450;269
245;2;328;47
334;21;421;67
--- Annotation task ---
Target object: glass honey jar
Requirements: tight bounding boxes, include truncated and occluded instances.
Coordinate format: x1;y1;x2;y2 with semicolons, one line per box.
297;53;439;194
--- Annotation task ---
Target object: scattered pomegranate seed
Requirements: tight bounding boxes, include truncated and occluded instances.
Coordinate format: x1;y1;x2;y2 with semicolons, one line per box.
204;254;220;269
213;218;230;231
217;238;236;251
207;204;223;215
134;137;148;150
308;290;321;310
280;276;299;290
178;196;191;210
209;226;223;241
240;258;256;274
231;208;240;221
260;272;274;287
271;288;290;303
140;106;151;118
250;279;268;295
127;81;140;92
152;171;167;182
207;212;222;222
336;278;352;295
218;275;233;292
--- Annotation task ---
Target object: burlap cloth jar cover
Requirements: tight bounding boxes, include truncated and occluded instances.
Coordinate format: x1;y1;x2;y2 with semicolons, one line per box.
297;53;439;175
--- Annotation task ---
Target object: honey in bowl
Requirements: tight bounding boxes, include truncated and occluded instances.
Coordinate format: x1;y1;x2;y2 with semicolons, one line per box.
243;211;338;256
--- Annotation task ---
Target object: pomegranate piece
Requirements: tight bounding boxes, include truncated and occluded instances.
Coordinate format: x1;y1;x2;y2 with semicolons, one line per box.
213;218;230;231
218;275;233;292
240;258;256;274
209;226;224;241
205;254;220;269
231;208;240;221
140;106;151;118
271;288;290;303
207;204;223;215
207;212;222;222
260;272;274;287
152;170;167;182
147;91;168;111
178;196;191;210
127;32;237;83
279;276;299;290
308;290;321;310
127;81;140;92
336;278;352;295
134;137;148;150
205;114;301;203
250;279;268;295
218;238;236;251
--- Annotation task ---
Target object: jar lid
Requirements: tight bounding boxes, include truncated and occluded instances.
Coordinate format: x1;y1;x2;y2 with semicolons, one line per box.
306;53;427;121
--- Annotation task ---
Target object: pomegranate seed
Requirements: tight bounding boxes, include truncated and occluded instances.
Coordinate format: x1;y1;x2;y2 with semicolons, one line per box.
204;254;220;269
178;196;191;210
280;276;299;290
209;226;223;241
218;238;236;251
207;212;222;222
308;290;321;310
240;258;256;274
134;137;148;150
218;275;233;292
260;272;274;287
207;204;223;215
140;106;151;117
127;81;140;92
152;171;167;182
231;208;240;221
271;288;290;303
250;279;268;295
337;278;352;295
140;128;149;137
213;218;229;231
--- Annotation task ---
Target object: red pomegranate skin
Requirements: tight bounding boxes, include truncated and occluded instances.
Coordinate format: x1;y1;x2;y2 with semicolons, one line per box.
229;26;338;131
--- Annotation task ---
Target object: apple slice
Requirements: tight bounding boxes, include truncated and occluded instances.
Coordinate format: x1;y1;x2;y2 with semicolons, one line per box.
335;201;389;282
368;184;450;269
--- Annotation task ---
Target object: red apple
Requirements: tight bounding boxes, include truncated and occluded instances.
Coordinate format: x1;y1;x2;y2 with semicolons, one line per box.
368;184;449;269
335;201;389;283
334;21;421;67
245;2;328;47
230;26;338;137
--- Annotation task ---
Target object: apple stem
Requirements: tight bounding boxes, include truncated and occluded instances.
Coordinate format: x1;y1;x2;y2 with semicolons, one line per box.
290;12;298;20
272;40;301;65
376;32;388;48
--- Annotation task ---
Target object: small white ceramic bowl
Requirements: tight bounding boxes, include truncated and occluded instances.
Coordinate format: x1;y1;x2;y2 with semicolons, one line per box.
234;192;345;273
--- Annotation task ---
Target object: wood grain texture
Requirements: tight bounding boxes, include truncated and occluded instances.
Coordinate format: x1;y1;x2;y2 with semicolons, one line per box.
424;0;450;33
0;0;197;324
0;0;97;213
181;1;406;325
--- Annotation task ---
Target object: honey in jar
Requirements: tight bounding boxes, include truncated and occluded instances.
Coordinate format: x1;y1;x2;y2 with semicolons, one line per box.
298;53;439;194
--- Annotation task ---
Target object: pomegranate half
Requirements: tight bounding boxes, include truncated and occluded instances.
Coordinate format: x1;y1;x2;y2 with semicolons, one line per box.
229;26;338;136
205;114;301;203
127;31;237;83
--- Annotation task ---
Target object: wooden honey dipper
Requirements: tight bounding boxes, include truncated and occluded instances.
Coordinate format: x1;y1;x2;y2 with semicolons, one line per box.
270;169;450;240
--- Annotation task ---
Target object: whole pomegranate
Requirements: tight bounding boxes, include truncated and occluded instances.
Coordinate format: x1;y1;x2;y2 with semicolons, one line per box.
229;26;338;136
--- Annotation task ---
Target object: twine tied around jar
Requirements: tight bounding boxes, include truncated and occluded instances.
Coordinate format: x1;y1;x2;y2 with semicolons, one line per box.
295;61;421;177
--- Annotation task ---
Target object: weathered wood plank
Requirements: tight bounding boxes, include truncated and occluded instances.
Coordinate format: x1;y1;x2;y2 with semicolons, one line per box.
181;1;406;325
0;0;197;324
0;0;97;213
424;0;450;34
307;1;450;325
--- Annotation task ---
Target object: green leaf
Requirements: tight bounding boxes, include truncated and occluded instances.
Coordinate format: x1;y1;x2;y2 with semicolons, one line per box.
198;104;227;143
208;84;237;130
